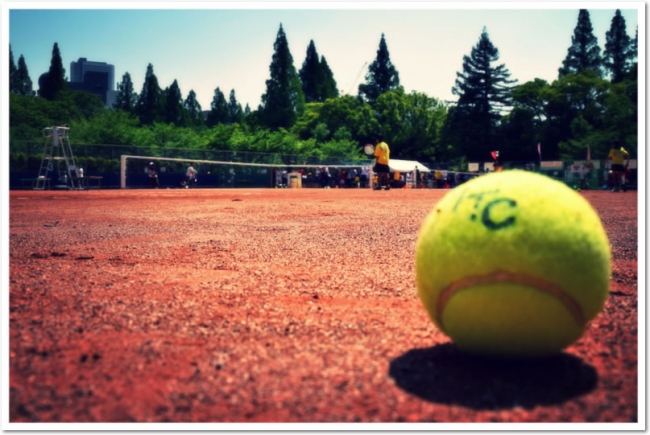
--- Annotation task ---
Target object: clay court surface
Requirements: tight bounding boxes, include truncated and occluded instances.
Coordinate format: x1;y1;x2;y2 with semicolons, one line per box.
7;187;640;426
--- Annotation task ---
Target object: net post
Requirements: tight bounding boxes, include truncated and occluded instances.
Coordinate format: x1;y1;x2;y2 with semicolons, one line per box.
120;155;127;189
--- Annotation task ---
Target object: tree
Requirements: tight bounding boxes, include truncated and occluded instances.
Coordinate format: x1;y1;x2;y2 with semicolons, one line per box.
227;89;244;124
260;24;305;130
299;40;322;103
184;90;204;126
446;27;518;162
163;79;187;126
9;45;18;93
114;72;137;113
544;70;610;160
603;9;634;83
374;89;447;162
136;63;163;125
206;87;229;127
38;42;67;100
559;9;602;77
299;41;339;103
15;54;34;96
292;95;379;145
319;56;339;101
358;33;400;104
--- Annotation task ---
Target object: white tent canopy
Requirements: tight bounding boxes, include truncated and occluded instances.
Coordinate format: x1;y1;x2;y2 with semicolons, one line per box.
388;159;431;173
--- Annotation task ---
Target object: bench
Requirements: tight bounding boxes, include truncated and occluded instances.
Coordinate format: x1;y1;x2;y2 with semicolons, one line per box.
71;176;103;190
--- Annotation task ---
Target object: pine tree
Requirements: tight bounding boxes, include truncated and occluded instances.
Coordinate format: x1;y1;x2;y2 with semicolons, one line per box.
604;9;634;83
358;33;400;104
184;90;204;126
38;42;67;100
626;26;639;81
244;103;251;116
9;45;18;93
136;63;163;125
299;40;322;103
114;72;137;113
448;27;518;161
260;24;305;130
559;9;603;77
227;89;243;124
206;87;229;127
15;55;33;96
163;79;186;126
319;56;339;101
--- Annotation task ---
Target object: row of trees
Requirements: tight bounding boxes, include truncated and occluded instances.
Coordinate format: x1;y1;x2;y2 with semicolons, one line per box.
9;9;638;166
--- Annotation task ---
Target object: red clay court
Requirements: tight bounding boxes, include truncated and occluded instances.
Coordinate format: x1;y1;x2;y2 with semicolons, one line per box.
7;187;639;425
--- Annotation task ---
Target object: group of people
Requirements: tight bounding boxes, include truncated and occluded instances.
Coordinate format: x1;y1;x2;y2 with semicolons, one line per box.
147;162;198;189
278;166;371;189
144;139;632;192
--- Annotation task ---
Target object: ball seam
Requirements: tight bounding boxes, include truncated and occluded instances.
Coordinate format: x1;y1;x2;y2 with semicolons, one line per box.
436;270;586;332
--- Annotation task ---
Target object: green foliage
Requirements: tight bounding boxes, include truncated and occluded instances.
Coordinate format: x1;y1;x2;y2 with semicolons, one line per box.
374;89;447;162
312;122;330;142
299;41;339;103
114;72;137;113
207;87;229;127
559;9;603;77
319;56;339;101
358;33;400;104
9;45;18;93
136;63;163;126
228;90;244;125
38;43;67;100
604;9;634;83
14;53;34;96
163;79;188;126
600;79;637;156
511;78;549;123
496;108;539;161
292;102;323;140
299;40;322;103
317;95;379;142
9;91;102;140
447;27;517;162
184;90;204;127
9;13;638;168
318;126;359;160
260;24;305;130
69;109;140;144
558;115;598;161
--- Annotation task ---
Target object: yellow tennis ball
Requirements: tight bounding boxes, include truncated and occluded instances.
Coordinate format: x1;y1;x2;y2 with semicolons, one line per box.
415;170;611;358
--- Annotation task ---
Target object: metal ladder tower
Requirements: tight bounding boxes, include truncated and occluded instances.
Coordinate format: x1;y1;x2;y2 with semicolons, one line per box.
35;126;82;190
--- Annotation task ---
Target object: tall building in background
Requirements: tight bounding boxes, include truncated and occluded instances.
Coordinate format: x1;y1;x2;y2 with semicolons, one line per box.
68;58;117;108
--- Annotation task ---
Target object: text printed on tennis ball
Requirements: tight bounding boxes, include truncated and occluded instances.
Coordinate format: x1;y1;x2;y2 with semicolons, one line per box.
452;188;517;231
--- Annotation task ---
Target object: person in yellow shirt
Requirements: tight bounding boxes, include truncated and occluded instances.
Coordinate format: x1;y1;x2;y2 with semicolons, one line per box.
606;140;630;192
373;134;391;190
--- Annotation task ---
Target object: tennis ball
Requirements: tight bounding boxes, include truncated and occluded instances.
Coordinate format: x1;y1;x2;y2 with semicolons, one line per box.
415;170;611;358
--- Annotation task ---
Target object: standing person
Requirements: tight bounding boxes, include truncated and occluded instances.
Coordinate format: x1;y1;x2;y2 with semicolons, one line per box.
373;134;391;190
186;163;198;188
434;170;443;188
148;162;159;189
606;140;630;192
360;166;369;188
76;166;84;189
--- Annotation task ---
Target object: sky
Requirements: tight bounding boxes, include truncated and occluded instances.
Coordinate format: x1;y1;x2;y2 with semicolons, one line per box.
4;2;643;112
